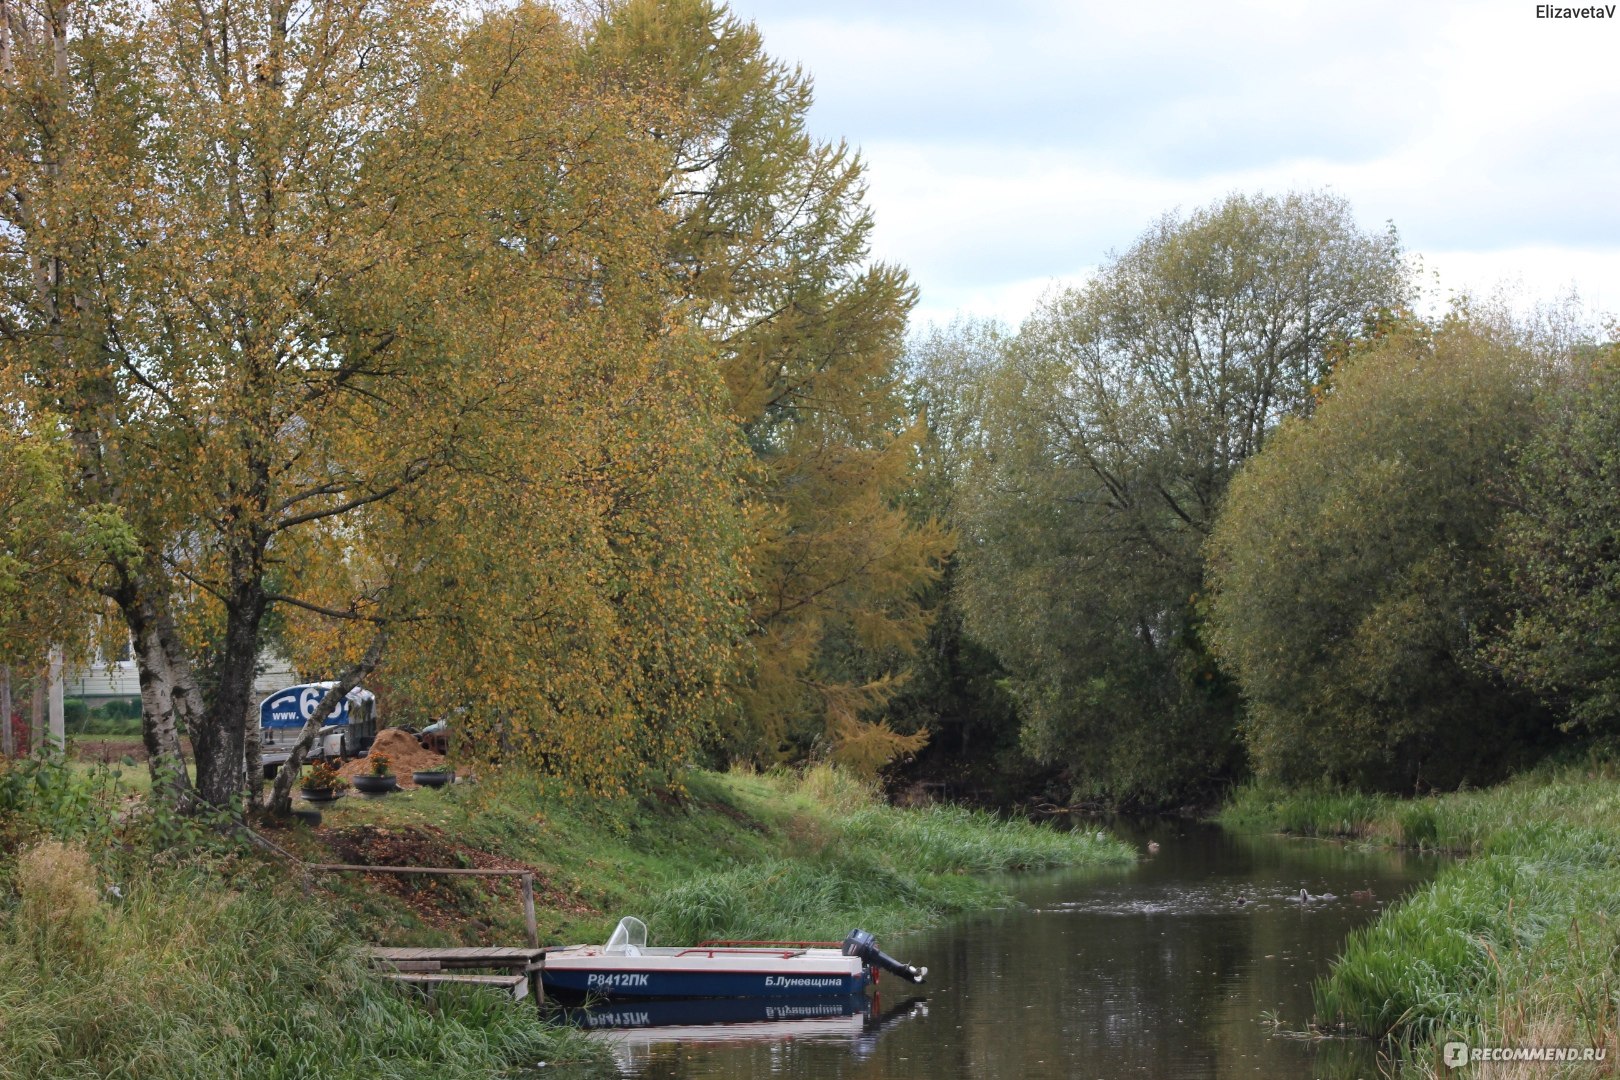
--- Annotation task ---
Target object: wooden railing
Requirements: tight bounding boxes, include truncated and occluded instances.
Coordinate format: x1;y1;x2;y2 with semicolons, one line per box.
305;863;538;948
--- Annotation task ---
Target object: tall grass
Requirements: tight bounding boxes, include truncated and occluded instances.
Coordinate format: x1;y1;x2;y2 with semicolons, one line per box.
648;856;938;943
835;802;1124;874
301;763;1133;951
642;766;1135;944
0;841;602;1080
1223;761;1620;1075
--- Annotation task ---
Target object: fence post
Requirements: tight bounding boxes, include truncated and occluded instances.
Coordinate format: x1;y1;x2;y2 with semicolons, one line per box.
47;646;64;750
30;674;44;754
1;664;12;758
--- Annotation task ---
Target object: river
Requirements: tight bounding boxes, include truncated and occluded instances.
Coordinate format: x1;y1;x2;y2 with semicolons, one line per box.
557;821;1439;1079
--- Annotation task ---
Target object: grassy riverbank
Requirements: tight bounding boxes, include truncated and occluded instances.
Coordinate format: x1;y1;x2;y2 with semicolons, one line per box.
1221;762;1620;1076
1;760;1131;1079
0;841;602;1080
293;764;1135;946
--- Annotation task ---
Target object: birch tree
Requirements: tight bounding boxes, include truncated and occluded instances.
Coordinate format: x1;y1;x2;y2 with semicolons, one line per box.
1;0;746;805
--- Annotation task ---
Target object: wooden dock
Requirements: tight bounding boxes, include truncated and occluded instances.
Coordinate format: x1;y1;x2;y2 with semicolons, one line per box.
369;945;557;1001
305;862;560;1003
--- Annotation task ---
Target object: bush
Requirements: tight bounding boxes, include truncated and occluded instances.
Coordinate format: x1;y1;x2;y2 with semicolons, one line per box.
0;752;125;842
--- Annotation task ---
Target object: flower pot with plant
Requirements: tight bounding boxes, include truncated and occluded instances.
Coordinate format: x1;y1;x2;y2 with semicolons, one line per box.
412;766;455;788
299;761;349;803
352;751;398;795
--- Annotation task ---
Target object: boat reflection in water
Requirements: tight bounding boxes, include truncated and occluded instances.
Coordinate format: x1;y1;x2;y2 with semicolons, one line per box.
561;994;929;1070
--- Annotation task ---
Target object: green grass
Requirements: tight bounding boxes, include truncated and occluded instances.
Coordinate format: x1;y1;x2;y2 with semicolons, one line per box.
0;840;604;1080
640;772;1133;943
1220;761;1620;1076
301;764;1136;947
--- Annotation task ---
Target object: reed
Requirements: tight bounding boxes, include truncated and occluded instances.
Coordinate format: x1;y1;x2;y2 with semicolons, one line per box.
638;768;1134;944
833;802;1125;874
1221;760;1620;1074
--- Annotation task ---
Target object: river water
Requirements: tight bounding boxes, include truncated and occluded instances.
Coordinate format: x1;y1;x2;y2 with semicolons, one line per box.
556;822;1439;1080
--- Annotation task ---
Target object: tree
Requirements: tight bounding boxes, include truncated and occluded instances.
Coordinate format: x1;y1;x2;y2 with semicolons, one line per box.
1;0;746;806
1490;343;1620;732
953;191;1408;805
590;0;949;771
0;422;103;703
1205;313;1559;790
873;319;1030;793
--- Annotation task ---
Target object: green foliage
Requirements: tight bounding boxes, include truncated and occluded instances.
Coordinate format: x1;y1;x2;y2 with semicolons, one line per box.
1316;855;1522;1040
1490;345;1620;732
64;698;142;737
834;802;1125;875
947;191;1407;807
1206;312;1559;790
0;847;602;1079
885;322;1030;792
0;752;126;843
273;762;1132;957
0;425;99;669
648;856;933;943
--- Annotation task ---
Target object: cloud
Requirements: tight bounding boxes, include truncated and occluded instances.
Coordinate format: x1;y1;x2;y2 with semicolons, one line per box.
725;0;1620;324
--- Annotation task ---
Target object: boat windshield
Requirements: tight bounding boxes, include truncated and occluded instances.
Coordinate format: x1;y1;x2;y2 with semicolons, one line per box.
604;916;648;956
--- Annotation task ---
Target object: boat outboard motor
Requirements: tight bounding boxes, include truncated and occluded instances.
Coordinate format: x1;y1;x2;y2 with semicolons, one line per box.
842;929;927;984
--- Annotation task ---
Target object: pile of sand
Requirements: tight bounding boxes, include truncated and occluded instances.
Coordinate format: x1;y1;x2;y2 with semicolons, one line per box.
338;727;449;789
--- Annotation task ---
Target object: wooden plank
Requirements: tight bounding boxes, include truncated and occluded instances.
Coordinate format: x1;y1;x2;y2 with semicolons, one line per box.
383;972;529;1001
383;960;442;972
367;946;546;973
308;864;535;877
370;947;545;960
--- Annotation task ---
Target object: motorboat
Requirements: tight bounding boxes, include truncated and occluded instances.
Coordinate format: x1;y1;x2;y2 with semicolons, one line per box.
539;917;926;1000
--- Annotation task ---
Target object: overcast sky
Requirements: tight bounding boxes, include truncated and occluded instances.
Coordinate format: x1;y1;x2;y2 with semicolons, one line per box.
721;0;1620;331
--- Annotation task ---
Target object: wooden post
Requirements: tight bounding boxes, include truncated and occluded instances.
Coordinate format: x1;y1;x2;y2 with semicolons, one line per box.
521;873;538;949
30;675;44;754
1;664;12;758
47;646;64;750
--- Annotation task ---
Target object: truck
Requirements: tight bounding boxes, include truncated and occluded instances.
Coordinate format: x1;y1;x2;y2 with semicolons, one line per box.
258;682;378;778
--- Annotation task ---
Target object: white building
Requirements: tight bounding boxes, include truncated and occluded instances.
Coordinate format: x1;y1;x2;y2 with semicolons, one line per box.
64;652;301;706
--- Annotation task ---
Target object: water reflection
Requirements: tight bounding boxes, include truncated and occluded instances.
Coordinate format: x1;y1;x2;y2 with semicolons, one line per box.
571;996;929;1075
552;823;1437;1079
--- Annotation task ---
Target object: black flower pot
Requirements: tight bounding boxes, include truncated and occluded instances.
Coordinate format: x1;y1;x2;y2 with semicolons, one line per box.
300;788;343;805
352;774;399;795
412;770;455;788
